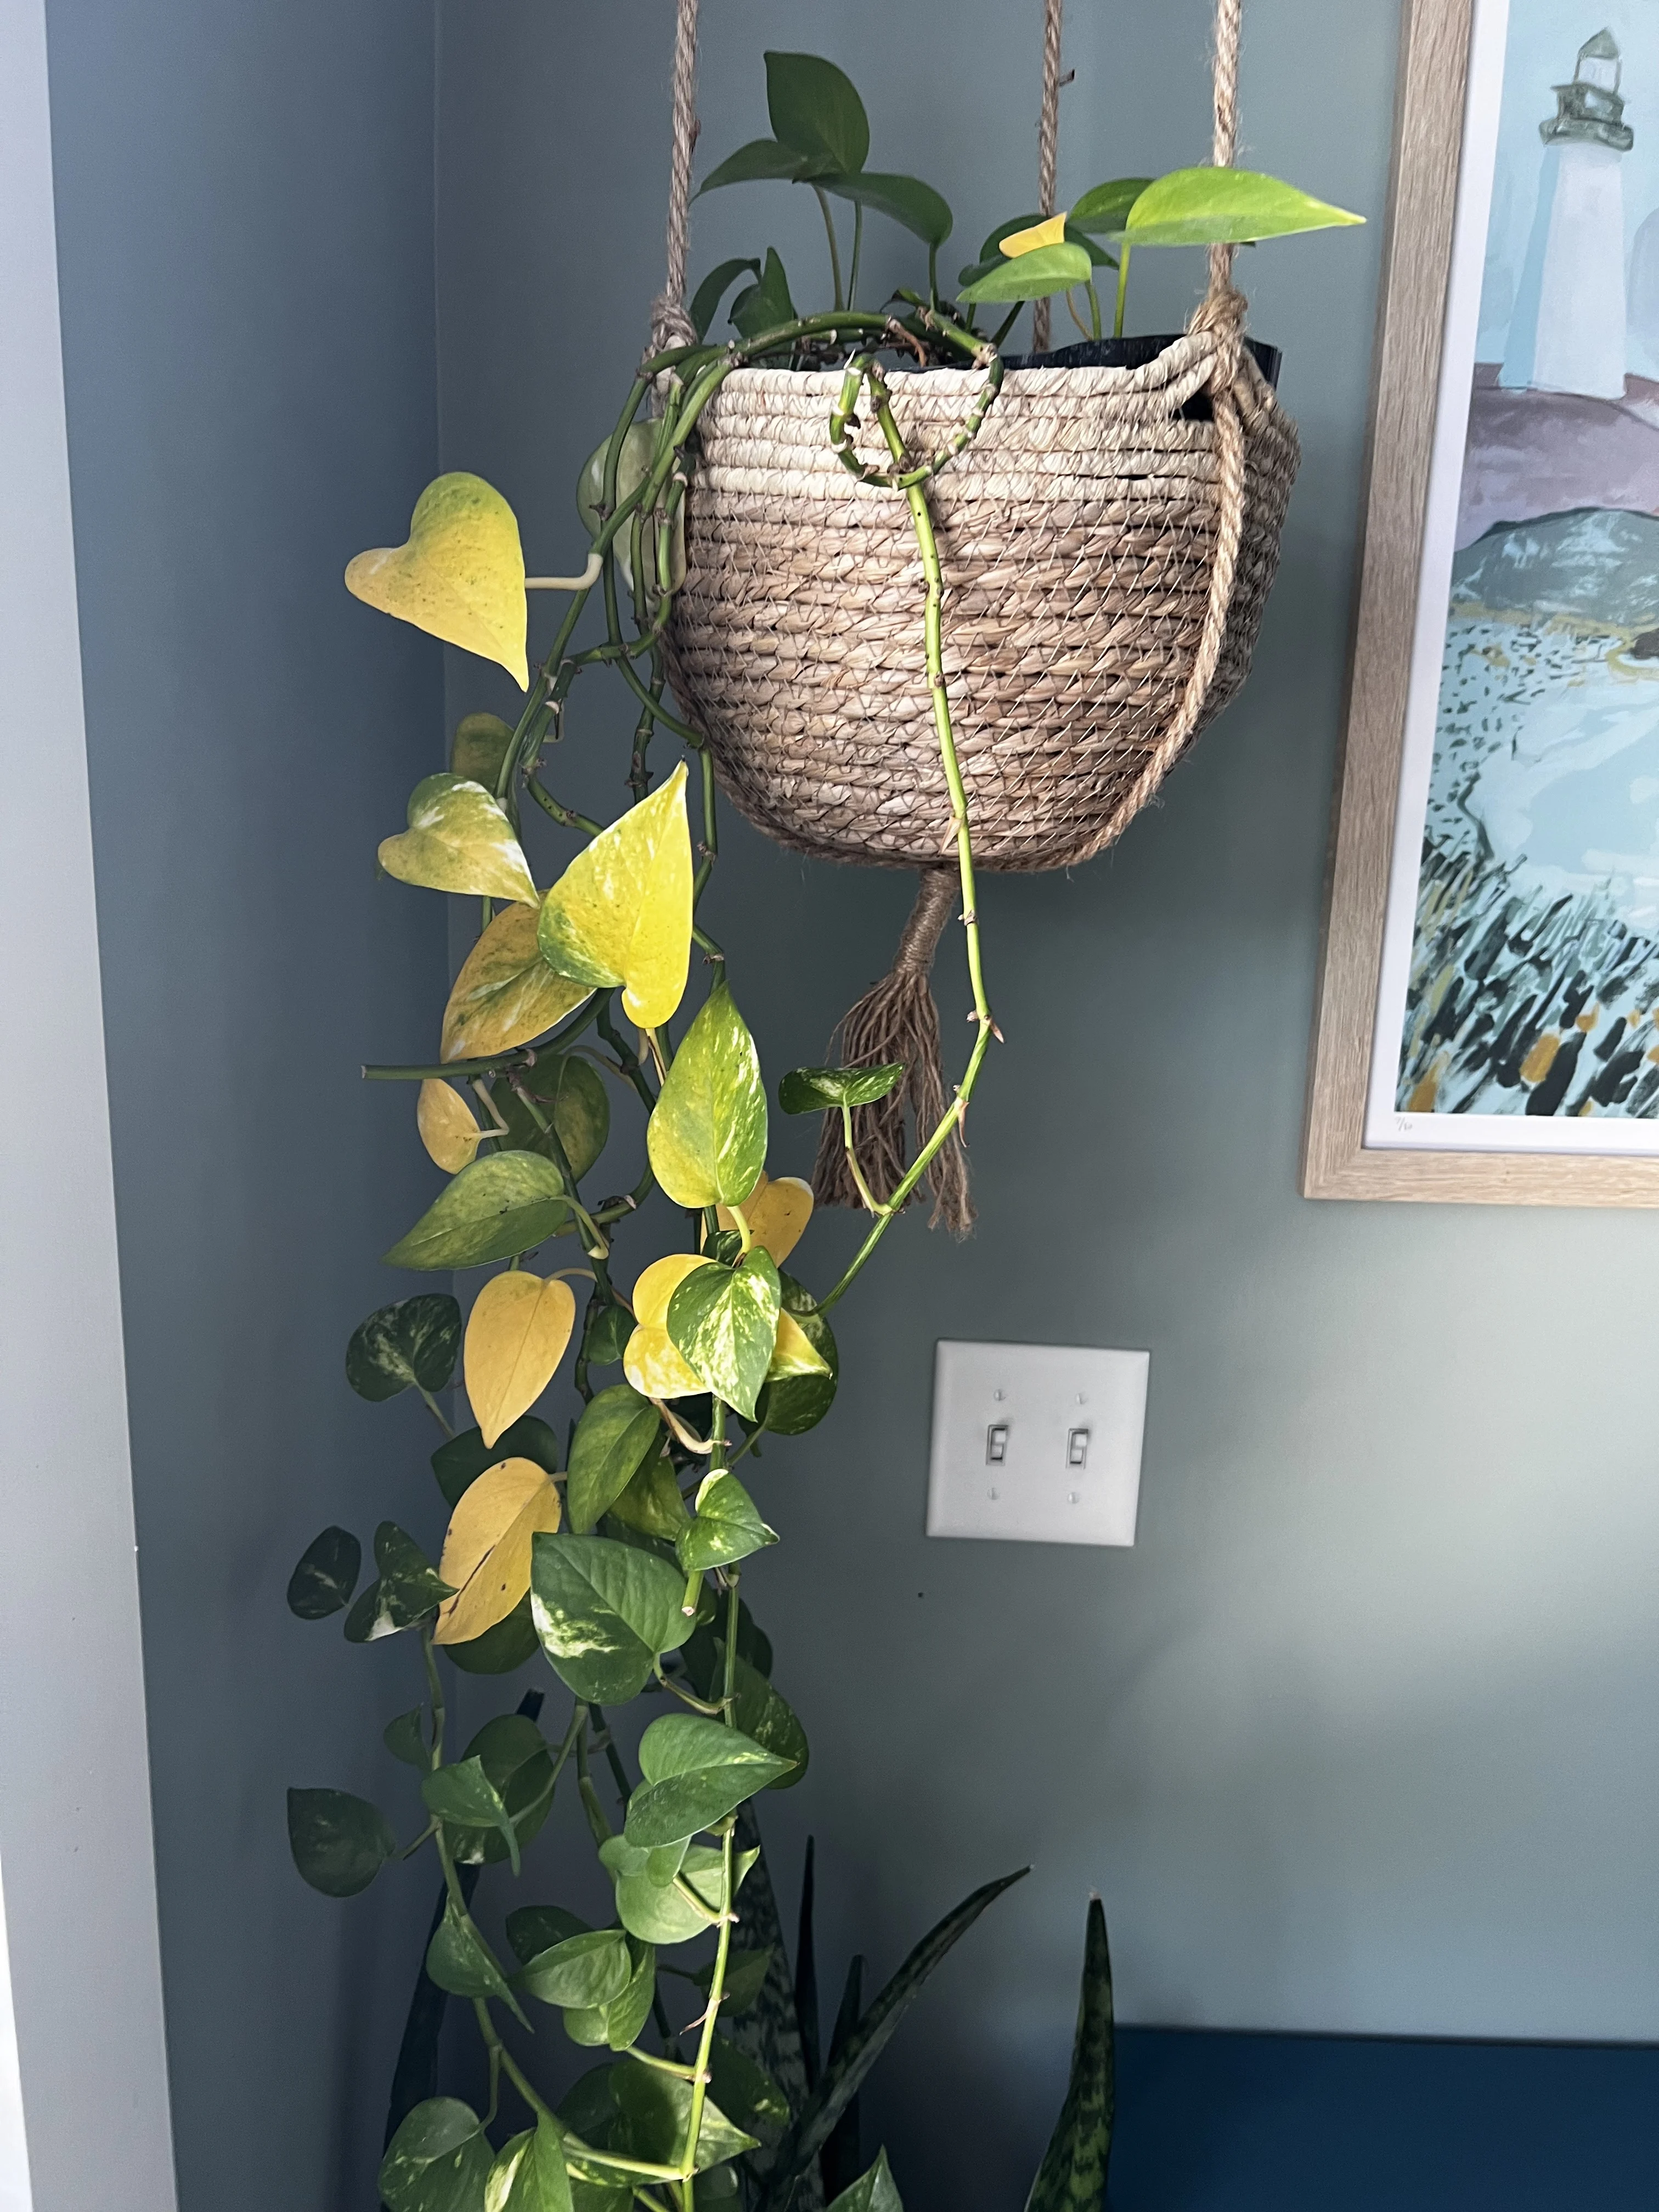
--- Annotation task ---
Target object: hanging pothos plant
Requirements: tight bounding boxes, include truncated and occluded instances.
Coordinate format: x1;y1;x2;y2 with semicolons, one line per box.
287;47;1356;2212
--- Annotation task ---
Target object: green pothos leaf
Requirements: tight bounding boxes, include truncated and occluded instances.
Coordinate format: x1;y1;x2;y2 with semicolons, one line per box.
379;2097;494;2212
286;1526;361;1620
665;1251;780;1420
346;1294;462;1400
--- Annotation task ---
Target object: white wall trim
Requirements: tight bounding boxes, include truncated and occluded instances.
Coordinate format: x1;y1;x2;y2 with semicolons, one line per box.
0;2;178;2204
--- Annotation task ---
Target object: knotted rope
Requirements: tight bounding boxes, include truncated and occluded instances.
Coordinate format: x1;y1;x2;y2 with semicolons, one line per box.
648;0;702;357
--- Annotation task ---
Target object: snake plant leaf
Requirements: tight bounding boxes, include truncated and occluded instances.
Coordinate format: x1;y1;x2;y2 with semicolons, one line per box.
1023;1896;1115;2212
432;1415;561;1507
707;2035;789;2143
465;1272;577;1446
427;1897;531;2024
422;1755;523;1875
346;471;529;688
516;1929;635;2011
442;904;592;1064
576;425;686;596
821;172;952;247
286;1786;397;1898
827;2149;904;2212
667;1251;780;1420
286;1526;361;1620
753;1869;1030;2212
698;138;835;193
691;258;763;339
531;1532;689;1703
379;2097;495;2212
567;1385;664;1534
648;983;768;1209
730;248;798;340
383;1707;430;1768
676;1471;777;1575
486;2117;574;2212
384;1152;568;1272
375;1521;455;1628
624;1714;793;1848
607;1449;691;1544
537;763;692;1030
958;240;1093;304
434;1457;563;1646
417;1080;484;1173
1125;167;1363;247
778;1064;905;1115
346;1293;462;1401
716;1171;812;1266
489;1054;611;1181
1068;176;1154;235
612;2055;761;2171
380;774;538;905
450;710;516;793
765;52;870;175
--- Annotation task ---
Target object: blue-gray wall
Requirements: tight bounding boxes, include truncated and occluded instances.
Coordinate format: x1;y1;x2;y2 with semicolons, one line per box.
44;3;447;2207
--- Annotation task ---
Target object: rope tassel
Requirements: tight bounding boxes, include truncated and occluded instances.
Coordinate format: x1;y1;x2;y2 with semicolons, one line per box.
810;870;975;1237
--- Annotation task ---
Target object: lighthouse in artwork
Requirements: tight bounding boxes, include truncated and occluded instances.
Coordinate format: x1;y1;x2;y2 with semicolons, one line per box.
1501;29;1634;402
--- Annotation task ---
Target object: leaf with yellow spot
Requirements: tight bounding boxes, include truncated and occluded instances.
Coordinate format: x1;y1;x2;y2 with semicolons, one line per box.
441;903;591;1063
622;1252;706;1402
379;775;537;904
1001;211;1068;256
767;1310;831;1383
433;1457;563;1645
718;1172;812;1267
417;1080;483;1173
465;1271;578;1447
345;471;528;687
537;765;692;1030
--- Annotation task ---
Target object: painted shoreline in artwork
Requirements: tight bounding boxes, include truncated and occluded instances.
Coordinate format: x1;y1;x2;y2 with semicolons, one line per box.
1384;12;1659;1143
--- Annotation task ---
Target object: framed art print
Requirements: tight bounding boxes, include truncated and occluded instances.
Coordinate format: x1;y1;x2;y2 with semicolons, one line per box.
1304;0;1659;1201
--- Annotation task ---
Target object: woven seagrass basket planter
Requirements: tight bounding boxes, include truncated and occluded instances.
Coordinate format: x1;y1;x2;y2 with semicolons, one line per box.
663;336;1299;872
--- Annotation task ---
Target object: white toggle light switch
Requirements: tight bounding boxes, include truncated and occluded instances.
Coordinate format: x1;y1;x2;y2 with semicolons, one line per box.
927;1340;1148;1547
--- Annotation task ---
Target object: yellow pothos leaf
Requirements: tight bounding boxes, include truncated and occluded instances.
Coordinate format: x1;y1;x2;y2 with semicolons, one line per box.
718;1172;812;1266
345;471;529;688
1001;211;1068;256
417;1080;483;1173
379;774;538;904
441;904;591;1063
465;1271;578;1447
536;764;692;1030
622;1252;706;1401
433;1457;562;1645
768;1310;831;1381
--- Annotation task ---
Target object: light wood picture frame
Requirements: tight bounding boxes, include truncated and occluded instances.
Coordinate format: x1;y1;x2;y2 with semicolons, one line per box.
1304;0;1659;1204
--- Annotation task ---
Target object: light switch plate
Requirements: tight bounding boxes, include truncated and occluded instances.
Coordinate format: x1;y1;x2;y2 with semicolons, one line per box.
926;1339;1148;1547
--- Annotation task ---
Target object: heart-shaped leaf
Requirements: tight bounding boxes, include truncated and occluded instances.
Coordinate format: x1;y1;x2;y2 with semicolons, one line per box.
374;1521;454;1628
778;1064;905;1115
768;1311;831;1384
417;1080;484;1173
607;1450;691;1543
614;2056;760;2173
576;425;686;596
730;248;798;341
568;1385;664;1533
586;1936;658;2052
346;471;529;687
516;1928;634;2010
821;171;952;247
676;1471;777;1573
507;1906;592;1964
452;1719;557;1870
433;1457;563;1646
531;1533;688;1704
346;1294;462;1401
442;904;591;1064
726;1649;809;1790
286;1786;395;1897
489;1054;611;1181
423;1754;522;1872
648;984;767;1210
1125;166;1363;247
433;1415;561;1507
622;1252;710;1402
718;1171;812;1266
537;765;692;1030
384;1707;430;1767
624;1715;793;1847
611;1845;722;1944
1069;176;1154;235
758;1272;839;1436
426;1897;530;2022
691;257;763;340
487;2117;574;2212
286;1526;361;1620
1001;212;1068;256
450;710;516;792
380;2098;494;2212
698;138;836;194
765;51;869;174
666;1250;780;1420
826;2149;904;2212
385;1152;568;1272
465;1272;578;1446
958;240;1093;304
439;1599;541;1677
380;773;538;905
960;217;1114;291
708;2034;791;2143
